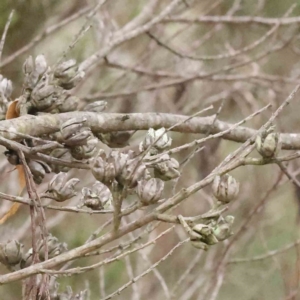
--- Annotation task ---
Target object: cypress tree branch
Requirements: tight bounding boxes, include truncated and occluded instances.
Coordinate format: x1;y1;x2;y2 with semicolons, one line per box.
0;112;299;150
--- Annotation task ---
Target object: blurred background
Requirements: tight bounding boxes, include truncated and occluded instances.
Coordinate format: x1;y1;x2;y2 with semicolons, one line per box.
1;0;300;299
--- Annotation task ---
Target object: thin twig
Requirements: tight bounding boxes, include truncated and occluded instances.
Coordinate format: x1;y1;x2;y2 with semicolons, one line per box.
0;10;14;65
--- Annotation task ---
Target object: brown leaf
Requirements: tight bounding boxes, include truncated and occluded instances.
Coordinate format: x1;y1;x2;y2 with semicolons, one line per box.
0;203;21;225
0;100;26;224
5;100;19;119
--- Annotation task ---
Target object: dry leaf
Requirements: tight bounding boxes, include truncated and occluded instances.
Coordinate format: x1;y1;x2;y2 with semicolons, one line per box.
5;100;19;119
0;99;26;224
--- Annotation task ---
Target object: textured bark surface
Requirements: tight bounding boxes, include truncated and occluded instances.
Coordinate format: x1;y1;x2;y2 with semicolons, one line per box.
1;112;299;149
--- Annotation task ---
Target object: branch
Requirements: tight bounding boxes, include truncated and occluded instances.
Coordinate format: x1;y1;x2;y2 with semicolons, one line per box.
0;212;157;284
79;0;182;72
0;145;280;284
164;15;300;26
0;5;92;68
1;111;300;150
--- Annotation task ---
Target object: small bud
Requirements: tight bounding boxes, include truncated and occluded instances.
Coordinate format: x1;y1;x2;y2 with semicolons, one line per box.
192;224;218;245
49;148;72;173
91;151;116;184
54;59;84;89
62;70;84;89
154;156;180;181
23;56;34;74
0;240;24;268
83;100;107;112
70;137;98;160
139;128;172;155
39;234;68;260
54;59;77;77
137;178;164;205
35;54;48;75
46;172;80;202
225;215;235;224
212;174;239;203
4;149;20;165
81;181;112;210
213;216;235;241
255;127;280;158
192;224;211;236
61;117;91;146
23;68;39;90
0;106;7;120
111;150;131;174
58;95;79;112
44;234;68;260
60;117;85;137
97;131;134;148
191;240;209;250
0;77;13;98
30;78;56;111
28;160;51;184
118;158;148;188
23;234;67;265
34;85;55;99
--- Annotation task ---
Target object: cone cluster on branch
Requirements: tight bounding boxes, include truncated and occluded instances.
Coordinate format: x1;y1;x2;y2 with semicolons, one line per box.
0;55;183;208
0;75;12;119
0;54;244;269
0;234;67;271
178;173;240;250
